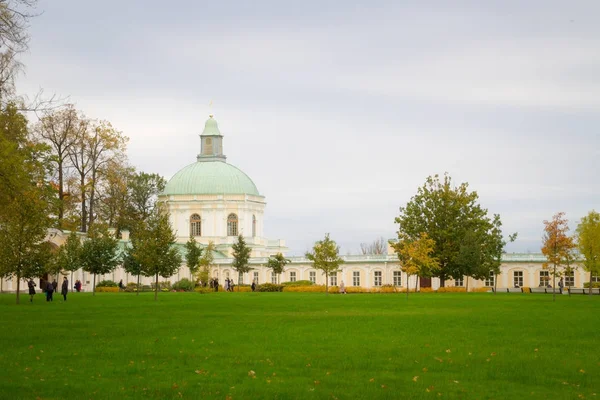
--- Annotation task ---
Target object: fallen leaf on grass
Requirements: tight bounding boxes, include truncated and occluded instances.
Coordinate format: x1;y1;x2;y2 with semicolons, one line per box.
413;376;419;382
446;349;451;353
580;369;585;374
314;381;320;385
172;383;178;389
369;378;375;382
381;384;387;389
453;380;459;384
422;368;428;373
434;357;443;363
248;370;256;378
490;352;496;357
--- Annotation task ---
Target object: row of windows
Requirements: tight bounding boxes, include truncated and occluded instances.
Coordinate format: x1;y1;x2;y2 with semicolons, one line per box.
190;214;257;237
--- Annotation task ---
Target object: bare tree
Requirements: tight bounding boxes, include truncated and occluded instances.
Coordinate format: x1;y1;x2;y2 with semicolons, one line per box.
360;237;387;255
0;0;38;53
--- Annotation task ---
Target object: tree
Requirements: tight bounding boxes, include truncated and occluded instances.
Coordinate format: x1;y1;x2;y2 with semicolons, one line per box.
128;171;166;221
231;234;252;290
122;246;142;295
0;0;37;53
132;205;181;300
198;241;215;286
395;174;494;287
360;237;387;255
393;232;438;298
576;210;600;297
266;253;291;284
79;224;120;296
488;215;517;295
185;236;203;281
0;103;54;304
54;231;82;292
541;212;576;301
305;233;344;295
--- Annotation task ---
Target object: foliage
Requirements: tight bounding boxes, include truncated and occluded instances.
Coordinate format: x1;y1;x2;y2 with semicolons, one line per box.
79;224;120;295
172;278;195;292
131;205;182;300
266;253;290;284
94;286;119;293
281;280;314;287
231;234;252;288
393;232;439;297
541;212;576;301
305;233;344;294
583;282;600;288
198;241;215;285
127;171;166;221
256;283;284;292
184;236;203;279
395;174;501;286
96;280;117;288
576;210;600;296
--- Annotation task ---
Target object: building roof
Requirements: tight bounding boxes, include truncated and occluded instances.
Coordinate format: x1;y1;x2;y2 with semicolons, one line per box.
162;160;260;196
201;115;222;136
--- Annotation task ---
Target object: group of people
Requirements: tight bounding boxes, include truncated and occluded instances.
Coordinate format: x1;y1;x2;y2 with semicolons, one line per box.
223;278;235;292
28;277;69;302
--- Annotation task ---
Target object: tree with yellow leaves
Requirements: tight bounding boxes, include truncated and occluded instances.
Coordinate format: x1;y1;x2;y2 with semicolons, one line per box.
576;210;600;296
393;232;439;298
541;212;576;301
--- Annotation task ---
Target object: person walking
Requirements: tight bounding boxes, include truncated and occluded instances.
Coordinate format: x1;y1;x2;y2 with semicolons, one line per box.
46;281;54;302
558;277;564;292
214;278;219;292
118;279;124;291
339;281;346;294
52;279;58;294
61;277;69;301
28;278;36;302
251;280;256;292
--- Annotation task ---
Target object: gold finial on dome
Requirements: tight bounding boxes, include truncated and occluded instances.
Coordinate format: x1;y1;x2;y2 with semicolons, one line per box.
209;114;214;118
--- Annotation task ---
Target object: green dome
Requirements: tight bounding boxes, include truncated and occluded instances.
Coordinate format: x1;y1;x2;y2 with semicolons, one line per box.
202;116;221;136
162;161;260;196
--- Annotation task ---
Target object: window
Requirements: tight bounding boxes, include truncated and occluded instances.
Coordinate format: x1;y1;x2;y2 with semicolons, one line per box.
539;270;549;287
204;137;213;155
290;271;297;282
252;215;256;237
190;214;201;237
253;271;259;284
485;271;495;287
271;271;277;284
227;213;238;236
592;275;600;283
329;274;337;286
373;271;382;286
455;277;464;287
353;271;360;287
565;271;575;287
309;271;316;284
513;271;523;287
393;271;402;287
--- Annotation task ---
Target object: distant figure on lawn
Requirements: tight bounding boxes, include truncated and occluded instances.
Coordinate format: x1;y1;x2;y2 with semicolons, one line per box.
28;279;36;302
339;281;346;294
214;278;219;292
61;277;69;301
251;281;256;292
558;278;564;290
118;280;124;291
46;281;54;302
74;280;81;292
52;279;58;293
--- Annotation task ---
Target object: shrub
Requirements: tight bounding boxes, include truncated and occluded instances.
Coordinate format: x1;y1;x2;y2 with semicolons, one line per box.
281;280;314;287
256;283;284;292
151;281;171;290
436;287;466;293
172;278;195;292
284;285;327;293
124;282;139;292
95;287;119;293
194;286;214;294
584;282;600;288
96;280;117;288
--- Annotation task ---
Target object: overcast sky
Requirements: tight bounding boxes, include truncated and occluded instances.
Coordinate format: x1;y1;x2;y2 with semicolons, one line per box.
17;0;600;255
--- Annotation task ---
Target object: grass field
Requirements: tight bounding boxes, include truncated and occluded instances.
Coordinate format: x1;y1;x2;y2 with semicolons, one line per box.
0;292;598;400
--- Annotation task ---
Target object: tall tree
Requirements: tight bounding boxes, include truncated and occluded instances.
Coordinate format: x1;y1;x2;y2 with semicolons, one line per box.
128;171;166;221
198;241;215;286
231;234;252;290
80;224;120;296
95;161;133;233
488;215;517;295
184;236;203;281
122;246;142;296
54;231;82;292
34;106;79;225
576;210;600;297
393;232;438;298
395;174;493;287
360;237;387;255
0;103;54;304
266;253;291;284
305;233;344;295
132;205;181;300
541;212;576;301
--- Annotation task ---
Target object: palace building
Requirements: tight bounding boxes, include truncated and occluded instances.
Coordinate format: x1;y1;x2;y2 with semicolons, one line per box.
0;116;592;293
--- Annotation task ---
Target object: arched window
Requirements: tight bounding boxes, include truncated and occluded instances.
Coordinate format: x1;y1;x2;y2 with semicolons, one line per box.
252;215;256;237
190;214;201;237
227;213;238;236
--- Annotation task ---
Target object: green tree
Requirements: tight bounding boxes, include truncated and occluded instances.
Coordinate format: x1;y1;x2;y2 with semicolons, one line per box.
55;231;82;292
185;236;203;281
576;210;600;296
132;205;181;300
122;246;142;295
80;224;120;296
541;212;576;301
305;233;344;295
393;232;439;298
0;104;54;304
395;174;494;287
198;241;215;286
231;234;252;290
266;253;291;284
128;171;166;221
488;215;518;294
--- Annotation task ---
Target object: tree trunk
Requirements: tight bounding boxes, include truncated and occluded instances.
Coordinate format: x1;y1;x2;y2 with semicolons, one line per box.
80;173;87;233
325;272;328;296
406;274;409;299
154;272;158;301
88;170;96;229
439;272;445;288
415;275;419;293
466;276;469;293
93;273;96;296
552;264;556;302
70;271;73;293
590;271;593;297
137;274;140;296
494;270;498;295
15;272;20;304
58;159;64;224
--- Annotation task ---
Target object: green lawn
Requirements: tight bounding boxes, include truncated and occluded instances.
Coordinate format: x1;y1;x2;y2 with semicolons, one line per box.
0;292;598;400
